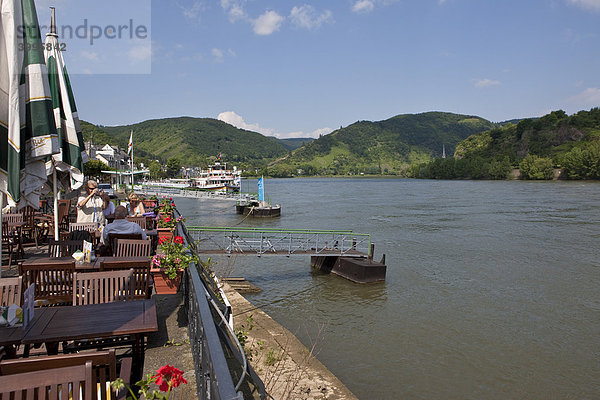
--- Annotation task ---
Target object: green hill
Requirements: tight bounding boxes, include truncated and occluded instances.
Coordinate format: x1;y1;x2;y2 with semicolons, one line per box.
81;117;288;166
274;137;314;151
413;108;600;180
268;112;495;176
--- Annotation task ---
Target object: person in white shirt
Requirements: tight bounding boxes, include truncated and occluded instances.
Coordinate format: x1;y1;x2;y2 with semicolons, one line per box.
76;180;105;224
102;205;147;244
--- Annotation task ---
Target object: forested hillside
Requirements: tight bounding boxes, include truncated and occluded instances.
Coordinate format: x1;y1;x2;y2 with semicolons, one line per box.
267;112;495;176
411;108;600;180
81;117;288;167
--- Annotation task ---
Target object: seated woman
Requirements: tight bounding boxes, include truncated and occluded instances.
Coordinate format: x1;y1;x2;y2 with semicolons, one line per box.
102;192;115;221
128;192;145;216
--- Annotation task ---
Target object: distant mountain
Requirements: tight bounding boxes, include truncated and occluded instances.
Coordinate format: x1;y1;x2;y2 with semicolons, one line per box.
268;112;495;176
81;117;288;166
273;137;314;151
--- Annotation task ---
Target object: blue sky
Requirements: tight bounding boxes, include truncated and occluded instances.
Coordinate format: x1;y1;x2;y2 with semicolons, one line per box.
36;0;600;138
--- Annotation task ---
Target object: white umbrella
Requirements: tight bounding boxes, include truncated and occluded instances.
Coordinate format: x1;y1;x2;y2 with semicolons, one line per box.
0;0;59;275
44;7;88;240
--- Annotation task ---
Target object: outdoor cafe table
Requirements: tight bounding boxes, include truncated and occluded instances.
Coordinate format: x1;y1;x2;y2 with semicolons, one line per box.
21;299;157;378
20;256;98;271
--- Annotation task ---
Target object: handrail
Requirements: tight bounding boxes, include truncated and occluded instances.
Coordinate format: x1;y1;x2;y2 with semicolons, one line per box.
189;226;361;235
176;208;267;399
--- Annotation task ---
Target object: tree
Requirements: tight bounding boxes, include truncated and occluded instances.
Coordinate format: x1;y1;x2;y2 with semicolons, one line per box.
149;160;164;179
166;158;181;178
519;155;554;180
84;160;107;179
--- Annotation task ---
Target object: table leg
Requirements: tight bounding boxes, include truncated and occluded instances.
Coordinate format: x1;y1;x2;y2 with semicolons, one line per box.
45;341;59;355
132;334;145;382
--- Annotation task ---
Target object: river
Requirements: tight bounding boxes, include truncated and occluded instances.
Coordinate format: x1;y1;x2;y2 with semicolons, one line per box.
176;178;600;400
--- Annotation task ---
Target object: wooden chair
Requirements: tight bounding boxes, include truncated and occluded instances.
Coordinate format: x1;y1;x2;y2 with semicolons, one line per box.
48;239;84;258
0;350;132;400
21;205;40;247
1;222;15;267
114;239;151;258
106;233;143;256
0;361;93;400
100;259;152;299
2;213;23;224
0;277;22;306
20;261;76;305
125;215;147;230
73;269;134;305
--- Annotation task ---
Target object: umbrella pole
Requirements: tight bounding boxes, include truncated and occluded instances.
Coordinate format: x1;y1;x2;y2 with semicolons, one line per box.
53;169;59;240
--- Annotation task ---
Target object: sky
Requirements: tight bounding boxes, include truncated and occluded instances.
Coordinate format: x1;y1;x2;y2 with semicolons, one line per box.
34;0;600;138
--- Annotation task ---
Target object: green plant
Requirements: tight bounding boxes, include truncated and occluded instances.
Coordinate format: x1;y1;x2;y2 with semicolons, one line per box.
152;235;198;279
265;348;281;366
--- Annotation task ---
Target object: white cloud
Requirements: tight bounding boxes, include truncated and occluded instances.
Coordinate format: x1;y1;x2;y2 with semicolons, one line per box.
221;0;247;22
212;48;224;63
179;0;204;19
473;78;501;88
253;10;285;35
289;5;333;30
568;87;600;105
218;111;275;136
567;0;600;11
81;50;99;62
217;111;331;139
211;48;235;62
127;43;152;62
352;0;375;13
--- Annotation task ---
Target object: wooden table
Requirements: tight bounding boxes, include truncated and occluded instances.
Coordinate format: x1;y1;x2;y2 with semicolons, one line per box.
20;256;98;271
22;299;157;379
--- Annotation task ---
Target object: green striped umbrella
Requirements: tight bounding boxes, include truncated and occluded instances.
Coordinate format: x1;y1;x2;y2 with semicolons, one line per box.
0;0;59;209
44;8;88;239
44;7;87;190
1;0;58;275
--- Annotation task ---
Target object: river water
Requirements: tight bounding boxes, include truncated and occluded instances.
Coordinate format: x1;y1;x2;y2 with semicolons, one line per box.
177;178;600;400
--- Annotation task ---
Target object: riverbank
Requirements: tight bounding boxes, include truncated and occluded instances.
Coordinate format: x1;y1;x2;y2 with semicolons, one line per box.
223;283;358;400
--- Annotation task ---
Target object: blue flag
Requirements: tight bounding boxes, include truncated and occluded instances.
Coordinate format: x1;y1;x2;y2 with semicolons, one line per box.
258;176;264;202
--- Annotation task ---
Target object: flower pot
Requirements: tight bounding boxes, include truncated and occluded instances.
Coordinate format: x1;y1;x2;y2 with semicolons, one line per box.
157;228;174;241
151;268;182;294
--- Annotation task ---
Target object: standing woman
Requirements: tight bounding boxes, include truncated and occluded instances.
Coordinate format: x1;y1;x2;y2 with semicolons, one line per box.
128;192;145;216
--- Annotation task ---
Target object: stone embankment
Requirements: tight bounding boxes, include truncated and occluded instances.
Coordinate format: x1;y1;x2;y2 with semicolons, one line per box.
223;283;358;400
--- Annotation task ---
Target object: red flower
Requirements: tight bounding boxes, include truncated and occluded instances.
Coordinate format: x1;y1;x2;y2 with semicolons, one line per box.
169;197;173;201
152;365;187;392
158;237;169;245
171;203;175;207
174;236;184;244
164;216;172;223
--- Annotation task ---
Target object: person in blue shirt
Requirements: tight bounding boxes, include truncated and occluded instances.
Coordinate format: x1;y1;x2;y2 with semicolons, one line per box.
102;205;147;244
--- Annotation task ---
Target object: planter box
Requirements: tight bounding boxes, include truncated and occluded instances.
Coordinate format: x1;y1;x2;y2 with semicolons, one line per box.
157;228;174;241
151;268;182;294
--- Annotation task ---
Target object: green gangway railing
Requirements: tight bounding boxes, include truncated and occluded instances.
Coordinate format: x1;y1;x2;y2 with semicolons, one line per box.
187;226;372;257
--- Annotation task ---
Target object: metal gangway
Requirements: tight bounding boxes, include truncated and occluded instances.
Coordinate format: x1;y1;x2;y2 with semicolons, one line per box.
187;226;372;257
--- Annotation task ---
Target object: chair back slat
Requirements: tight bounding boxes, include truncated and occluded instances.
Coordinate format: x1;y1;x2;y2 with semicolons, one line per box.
20;262;76;304
0;277;22;307
106;233;143;257
0;361;93;400
69;222;98;233
125;215;147;230
100;260;151;299
114;239;151;258
73;269;134;305
1;213;23;224
48;239;84;258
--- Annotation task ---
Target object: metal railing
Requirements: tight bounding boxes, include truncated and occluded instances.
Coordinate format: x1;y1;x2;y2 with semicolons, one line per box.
188;226;372;257
177;211;267;399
